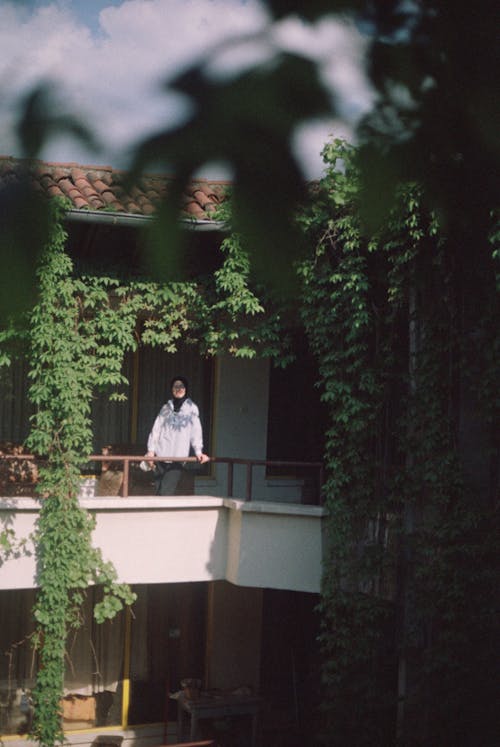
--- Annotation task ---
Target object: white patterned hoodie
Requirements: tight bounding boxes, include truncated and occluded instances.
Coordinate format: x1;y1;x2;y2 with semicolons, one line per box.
147;398;204;459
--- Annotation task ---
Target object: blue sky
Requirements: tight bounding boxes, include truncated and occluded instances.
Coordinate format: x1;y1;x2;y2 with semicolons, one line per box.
0;1;374;178
25;0;125;34
64;0;125;31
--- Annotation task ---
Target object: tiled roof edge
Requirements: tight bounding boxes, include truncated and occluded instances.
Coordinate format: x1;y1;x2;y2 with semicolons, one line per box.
0;155;230;220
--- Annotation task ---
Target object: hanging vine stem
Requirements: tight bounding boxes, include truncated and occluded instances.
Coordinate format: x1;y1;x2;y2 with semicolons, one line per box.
25;202;137;746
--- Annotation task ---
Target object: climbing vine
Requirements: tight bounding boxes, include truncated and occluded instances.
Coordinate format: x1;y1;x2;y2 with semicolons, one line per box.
298;139;499;746
0;196;287;747
25;202;138;746
1;144;497;746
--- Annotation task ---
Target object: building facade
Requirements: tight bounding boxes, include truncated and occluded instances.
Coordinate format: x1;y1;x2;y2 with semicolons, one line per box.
0;158;326;745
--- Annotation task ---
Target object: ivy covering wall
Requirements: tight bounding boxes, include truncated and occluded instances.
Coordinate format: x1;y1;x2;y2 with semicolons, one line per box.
298;140;499;746
0;198;285;747
0;138;498;746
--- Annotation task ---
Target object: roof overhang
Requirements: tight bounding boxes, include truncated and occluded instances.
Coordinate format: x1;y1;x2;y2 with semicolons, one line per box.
64;208;227;232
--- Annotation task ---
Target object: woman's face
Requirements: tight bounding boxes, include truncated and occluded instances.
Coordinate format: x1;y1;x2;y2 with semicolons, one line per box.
172;381;186;399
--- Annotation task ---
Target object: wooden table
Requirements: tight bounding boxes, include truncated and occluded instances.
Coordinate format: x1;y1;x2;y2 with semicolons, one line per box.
176;693;262;746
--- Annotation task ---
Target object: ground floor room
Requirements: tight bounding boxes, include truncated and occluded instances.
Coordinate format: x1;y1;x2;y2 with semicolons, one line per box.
0;582;320;745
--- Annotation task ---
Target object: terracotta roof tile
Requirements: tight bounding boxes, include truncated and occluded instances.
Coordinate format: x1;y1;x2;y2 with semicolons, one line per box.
192;189;215;208
184;201;207;219
0;157;229;221
47;184;64;199
72;196;88;210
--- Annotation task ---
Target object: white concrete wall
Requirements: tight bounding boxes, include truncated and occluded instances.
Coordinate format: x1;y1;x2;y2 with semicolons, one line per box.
0;499;38;589
225;500;326;592
0;497;326;593
212;355;270;462
197;355;303;502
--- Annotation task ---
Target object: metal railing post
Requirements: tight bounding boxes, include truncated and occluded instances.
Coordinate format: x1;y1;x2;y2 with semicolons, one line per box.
122;457;130;498
246;462;253;502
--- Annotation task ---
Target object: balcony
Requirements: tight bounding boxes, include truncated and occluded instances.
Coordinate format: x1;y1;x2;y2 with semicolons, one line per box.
0;454;327;594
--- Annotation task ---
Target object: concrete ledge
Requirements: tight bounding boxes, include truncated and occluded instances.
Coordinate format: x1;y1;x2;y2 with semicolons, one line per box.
81;495;225;510
1;494;326;593
223;497;326;517
1;495;326;516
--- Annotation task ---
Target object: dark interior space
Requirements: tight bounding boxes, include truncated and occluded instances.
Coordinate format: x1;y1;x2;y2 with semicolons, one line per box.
128;582;207;727
65;219;225;282
260;589;322;746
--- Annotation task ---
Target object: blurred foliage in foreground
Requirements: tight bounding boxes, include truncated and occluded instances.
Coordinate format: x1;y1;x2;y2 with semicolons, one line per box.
1;0;498;320
0;2;498;745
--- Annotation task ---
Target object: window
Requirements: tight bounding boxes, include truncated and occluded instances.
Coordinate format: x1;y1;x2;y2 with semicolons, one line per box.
0;347;214;457
0;582;208;735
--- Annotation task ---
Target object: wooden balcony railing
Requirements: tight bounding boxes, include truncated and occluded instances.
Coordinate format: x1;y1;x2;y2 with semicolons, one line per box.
0;453;325;505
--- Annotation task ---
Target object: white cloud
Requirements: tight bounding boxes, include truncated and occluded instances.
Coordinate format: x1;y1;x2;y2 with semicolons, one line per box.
0;0;374;176
293;117;356;180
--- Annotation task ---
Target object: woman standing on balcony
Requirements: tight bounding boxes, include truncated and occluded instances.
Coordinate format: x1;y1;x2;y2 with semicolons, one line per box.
145;376;209;495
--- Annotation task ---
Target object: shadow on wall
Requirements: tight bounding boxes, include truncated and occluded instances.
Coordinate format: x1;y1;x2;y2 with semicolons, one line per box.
0;510;34;568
